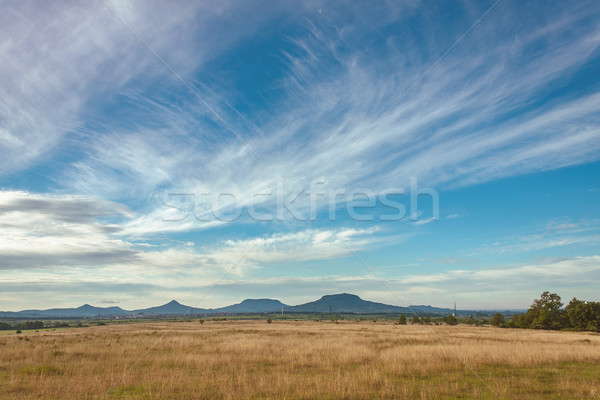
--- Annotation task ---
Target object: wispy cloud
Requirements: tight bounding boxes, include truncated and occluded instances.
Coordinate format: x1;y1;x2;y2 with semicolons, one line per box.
0;191;385;277
4;255;598;310
0;1;293;177
470;219;600;256
41;1;600;236
1;2;599;310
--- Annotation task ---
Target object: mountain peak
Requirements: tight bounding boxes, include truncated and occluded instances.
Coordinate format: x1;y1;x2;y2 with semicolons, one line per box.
215;298;288;313
321;293;362;300
288;293;406;313
240;298;278;304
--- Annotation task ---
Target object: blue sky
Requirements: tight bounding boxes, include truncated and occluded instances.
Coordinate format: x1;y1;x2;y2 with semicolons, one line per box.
1;0;599;310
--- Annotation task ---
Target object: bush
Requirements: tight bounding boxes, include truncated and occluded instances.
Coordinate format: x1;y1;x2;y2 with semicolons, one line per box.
266;318;272;324
23;321;44;330
411;315;420;324
16;330;22;334
490;313;505;327
398;315;407;325
0;322;12;330
445;315;458;325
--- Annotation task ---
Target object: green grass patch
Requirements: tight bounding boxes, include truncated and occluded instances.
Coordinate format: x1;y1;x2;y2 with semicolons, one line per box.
19;365;63;375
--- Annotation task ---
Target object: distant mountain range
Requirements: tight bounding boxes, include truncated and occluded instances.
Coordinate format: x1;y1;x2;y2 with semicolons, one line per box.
2;293;485;318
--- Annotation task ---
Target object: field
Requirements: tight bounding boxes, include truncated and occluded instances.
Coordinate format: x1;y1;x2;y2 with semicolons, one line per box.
1;320;599;399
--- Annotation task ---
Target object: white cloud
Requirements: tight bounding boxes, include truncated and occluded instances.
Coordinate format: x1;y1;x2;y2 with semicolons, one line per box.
0;1;293;176
0;190;386;276
469;219;600;256
1;3;599;310
45;2;600;236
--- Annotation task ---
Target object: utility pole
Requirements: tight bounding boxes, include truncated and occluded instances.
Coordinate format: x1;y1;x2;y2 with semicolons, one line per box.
281;307;283;315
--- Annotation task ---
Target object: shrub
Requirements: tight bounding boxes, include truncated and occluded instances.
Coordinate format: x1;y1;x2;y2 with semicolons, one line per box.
490;313;505;327
266;319;272;324
398;315;407;325
23;321;44;330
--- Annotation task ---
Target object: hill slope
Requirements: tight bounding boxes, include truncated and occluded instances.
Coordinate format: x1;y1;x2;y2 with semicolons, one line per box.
286;293;410;313
134;300;205;315
213;299;288;313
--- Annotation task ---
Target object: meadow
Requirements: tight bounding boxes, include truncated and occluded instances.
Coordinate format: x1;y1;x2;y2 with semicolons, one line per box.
0;320;599;399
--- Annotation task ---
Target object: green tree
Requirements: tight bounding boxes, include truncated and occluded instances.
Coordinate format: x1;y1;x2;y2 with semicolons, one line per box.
445;315;458;325
398;315;407;325
411;315;420;324
0;322;12;330
23;321;44;330
529;292;566;330
423;316;431;325
490;313;505;327
566;298;600;332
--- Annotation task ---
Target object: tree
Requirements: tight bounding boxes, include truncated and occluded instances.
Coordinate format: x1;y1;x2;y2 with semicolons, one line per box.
398;315;407;325
531;292;563;313
490;313;505;327
411;315;421;324
566;298;600;332
445;315;458;325
529;292;566;330
423;316;432;325
23;321;44;330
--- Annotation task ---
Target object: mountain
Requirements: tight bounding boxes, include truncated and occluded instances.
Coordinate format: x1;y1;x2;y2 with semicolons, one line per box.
134;300;204;316
2;293;465;318
286;293;410;313
285;294;461;314
5;304;129;318
213;299;288;313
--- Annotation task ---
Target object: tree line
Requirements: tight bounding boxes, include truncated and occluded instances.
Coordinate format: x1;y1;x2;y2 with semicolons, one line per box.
0;320;44;330
491;291;600;331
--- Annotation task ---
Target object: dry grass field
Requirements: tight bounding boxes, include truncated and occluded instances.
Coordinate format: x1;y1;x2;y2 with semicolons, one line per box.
1;320;599;399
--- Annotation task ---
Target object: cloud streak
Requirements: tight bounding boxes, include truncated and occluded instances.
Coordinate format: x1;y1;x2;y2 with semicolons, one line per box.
40;1;600;236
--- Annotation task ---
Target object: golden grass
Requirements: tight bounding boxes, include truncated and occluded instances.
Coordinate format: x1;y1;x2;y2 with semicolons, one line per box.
1;320;599;399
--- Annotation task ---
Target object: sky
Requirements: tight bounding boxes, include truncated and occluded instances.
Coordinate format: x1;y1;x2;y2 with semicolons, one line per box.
1;0;599;311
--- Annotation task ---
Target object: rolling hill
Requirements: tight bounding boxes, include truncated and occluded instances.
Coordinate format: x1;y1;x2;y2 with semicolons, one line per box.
3;293;467;318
